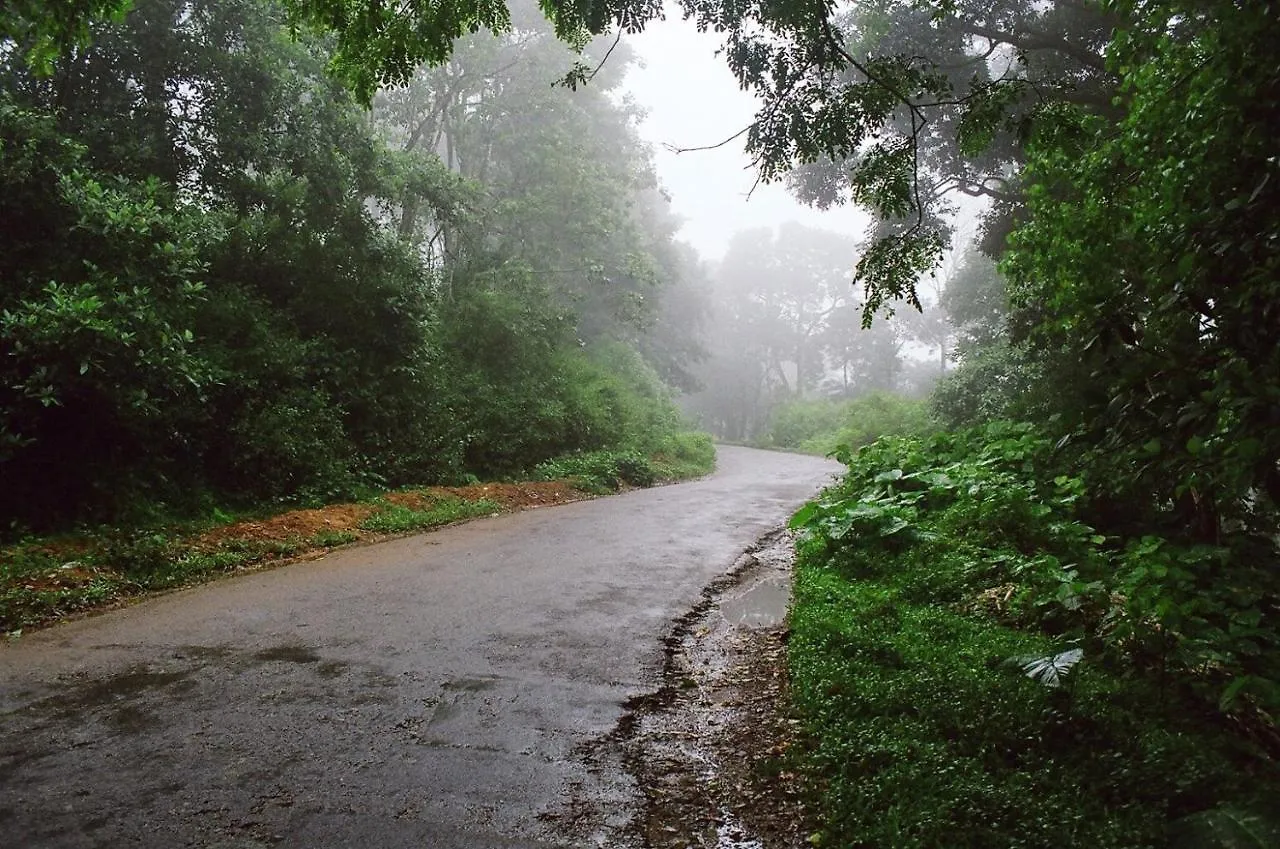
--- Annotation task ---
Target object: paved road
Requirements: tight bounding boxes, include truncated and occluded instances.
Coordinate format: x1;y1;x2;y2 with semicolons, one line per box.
0;446;838;848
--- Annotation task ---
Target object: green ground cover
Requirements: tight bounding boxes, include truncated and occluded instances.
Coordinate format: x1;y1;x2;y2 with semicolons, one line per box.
788;424;1280;847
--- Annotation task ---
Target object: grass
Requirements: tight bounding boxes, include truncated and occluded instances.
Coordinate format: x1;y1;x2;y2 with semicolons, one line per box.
310;529;360;548
789;538;1280;847
0;496;505;635
0;535;313;634
357;497;499;534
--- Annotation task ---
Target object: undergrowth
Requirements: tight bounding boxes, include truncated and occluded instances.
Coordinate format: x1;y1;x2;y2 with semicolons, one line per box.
1;438;715;634
531;431;715;493
788;422;1280;847
764;392;934;456
358;497;499;533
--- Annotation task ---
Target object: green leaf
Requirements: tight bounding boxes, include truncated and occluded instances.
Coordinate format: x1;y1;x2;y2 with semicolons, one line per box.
1170;806;1280;849
790;502;820;529
879;516;911;536
1012;648;1084;688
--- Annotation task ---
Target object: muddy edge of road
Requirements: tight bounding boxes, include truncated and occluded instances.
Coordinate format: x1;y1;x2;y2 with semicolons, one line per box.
551;529;815;849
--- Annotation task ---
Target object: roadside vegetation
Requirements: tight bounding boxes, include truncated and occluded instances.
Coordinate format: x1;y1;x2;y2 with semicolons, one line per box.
790;427;1280;846
2;488;495;634
781;0;1280;844
1;433;713;634
763;393;935;457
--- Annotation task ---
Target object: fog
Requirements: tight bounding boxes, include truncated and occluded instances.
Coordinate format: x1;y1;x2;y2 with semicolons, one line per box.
621;12;873;262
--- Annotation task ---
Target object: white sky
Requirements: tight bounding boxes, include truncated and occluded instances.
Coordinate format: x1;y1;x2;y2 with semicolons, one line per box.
619;13;873;264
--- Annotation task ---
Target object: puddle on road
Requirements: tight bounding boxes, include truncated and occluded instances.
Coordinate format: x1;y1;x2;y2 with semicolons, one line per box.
595;529;810;849
719;576;790;628
253;645;320;664
717;810;766;848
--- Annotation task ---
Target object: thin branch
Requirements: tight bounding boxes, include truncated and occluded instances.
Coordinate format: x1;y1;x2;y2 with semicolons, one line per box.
819;16;926;125
663;122;751;154
934;41;999;71
960;22;1110;74
943;176;1020;204
819;13;928;233
585;30;623;83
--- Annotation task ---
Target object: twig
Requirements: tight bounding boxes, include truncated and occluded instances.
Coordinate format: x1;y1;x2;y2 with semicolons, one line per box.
662;123;752;154
585;30;623;83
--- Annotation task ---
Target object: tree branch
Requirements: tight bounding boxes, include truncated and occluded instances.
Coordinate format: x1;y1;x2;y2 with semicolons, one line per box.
961;22;1109;74
663;123;751;154
818;14;928;233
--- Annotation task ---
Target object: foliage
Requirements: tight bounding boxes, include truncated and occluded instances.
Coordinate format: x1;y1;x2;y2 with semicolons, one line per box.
789;423;1280;846
795;424;1280;713
767;391;934;456
262;0;1119;316
531;430;713;491
647;430;716;481
765;399;853;452
533;450;655;493
0;0;710;532
784;5;1280;839
940;249;1008;356
0;0;133;74
929;339;1042;429
0;1;1150;323
1002;0;1280;542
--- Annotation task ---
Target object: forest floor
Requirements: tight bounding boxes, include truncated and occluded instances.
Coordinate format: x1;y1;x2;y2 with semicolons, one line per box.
0;479;595;635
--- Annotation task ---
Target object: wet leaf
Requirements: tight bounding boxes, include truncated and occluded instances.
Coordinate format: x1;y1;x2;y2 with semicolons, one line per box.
1013;648;1084;688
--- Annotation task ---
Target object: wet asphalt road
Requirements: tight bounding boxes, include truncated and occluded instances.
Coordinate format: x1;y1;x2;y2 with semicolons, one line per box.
0;446;838;848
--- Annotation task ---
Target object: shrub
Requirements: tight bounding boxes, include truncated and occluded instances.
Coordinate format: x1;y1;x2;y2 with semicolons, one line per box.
766;392;935;455
650;430;716;480
930;340;1043;429
766;399;852;450
533;450;658;492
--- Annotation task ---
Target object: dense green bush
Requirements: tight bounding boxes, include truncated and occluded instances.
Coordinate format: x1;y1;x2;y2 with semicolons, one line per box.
532;431;715;492
929;341;1043;429
650;431;716;480
764;399;852;450
765;392;935;455
0;0;711;533
532;450;656;493
789;423;1280;846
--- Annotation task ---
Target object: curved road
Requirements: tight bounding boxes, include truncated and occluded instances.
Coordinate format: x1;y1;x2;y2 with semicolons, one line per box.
0;446;838;848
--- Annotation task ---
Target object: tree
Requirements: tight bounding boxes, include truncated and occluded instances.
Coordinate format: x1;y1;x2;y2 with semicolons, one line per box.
4;0;1126;315
1;1;132;73
1003;0;1280;538
819;298;905;397
0;0;709;528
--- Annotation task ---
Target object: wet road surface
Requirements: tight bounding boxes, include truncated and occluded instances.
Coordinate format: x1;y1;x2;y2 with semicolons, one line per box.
0;446;838;848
